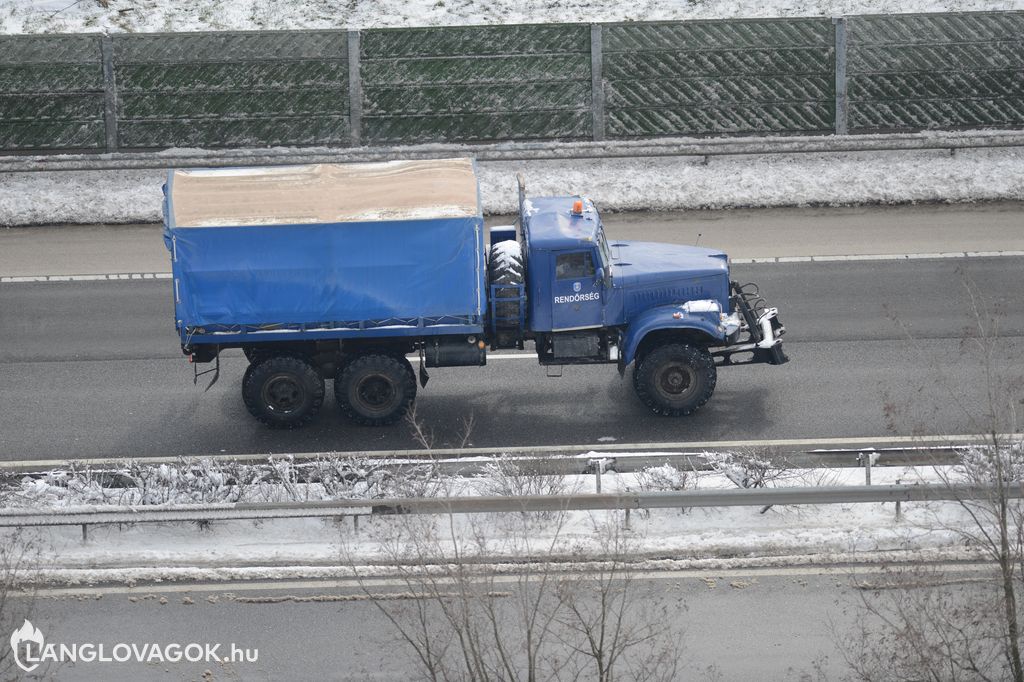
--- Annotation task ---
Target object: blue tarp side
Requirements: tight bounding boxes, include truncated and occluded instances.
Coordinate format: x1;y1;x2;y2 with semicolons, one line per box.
169;216;485;331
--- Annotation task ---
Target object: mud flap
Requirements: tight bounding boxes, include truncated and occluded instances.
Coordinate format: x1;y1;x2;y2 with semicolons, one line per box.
418;347;430;388
191;351;220;391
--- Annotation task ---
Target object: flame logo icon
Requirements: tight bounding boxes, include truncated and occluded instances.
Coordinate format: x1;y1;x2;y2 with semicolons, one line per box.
10;619;44;672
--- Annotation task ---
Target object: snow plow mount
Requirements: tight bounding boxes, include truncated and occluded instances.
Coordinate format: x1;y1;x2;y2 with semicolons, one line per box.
712;281;788;367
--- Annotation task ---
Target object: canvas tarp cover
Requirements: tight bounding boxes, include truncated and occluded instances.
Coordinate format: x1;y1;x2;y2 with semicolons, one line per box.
164;159;484;330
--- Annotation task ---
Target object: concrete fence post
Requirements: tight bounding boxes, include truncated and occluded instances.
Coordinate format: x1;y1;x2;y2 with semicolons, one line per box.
833;17;849;136
590;24;605;142
100;34;118;152
348;30;362;147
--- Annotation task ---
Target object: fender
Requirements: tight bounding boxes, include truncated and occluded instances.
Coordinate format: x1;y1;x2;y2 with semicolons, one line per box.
621;303;726;367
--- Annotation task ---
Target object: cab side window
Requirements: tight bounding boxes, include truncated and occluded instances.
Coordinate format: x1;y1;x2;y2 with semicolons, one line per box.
555;251;595;280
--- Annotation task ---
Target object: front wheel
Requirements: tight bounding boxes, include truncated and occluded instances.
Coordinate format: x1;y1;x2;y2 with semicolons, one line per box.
335;354;417;426
242;355;325;429
633;343;717;417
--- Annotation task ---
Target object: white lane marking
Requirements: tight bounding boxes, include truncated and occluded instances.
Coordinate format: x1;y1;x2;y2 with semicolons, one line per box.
16;560;998;597
731;250;1024;265
1;434;1017;471
1;272;172;283
2;251;1023;283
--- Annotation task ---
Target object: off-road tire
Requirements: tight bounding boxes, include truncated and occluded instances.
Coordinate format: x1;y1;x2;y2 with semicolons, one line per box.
488;241;525;326
335;354;417;426
633;343;717;417
242;345;273;365
242;355;325;429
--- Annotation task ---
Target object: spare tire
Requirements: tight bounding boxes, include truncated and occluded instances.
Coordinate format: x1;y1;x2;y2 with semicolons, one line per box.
488;240;526;338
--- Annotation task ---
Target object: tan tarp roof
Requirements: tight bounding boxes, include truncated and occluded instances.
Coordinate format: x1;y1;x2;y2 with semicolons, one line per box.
169;158;480;228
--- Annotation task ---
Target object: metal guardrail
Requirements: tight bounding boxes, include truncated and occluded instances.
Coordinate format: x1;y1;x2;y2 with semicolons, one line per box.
2;434;1014;473
3;130;1023;173
0;448;967;482
1;484;1020;530
5;435;1019;484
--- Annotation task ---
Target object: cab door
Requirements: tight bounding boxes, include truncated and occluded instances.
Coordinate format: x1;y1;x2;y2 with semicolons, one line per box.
551;249;603;330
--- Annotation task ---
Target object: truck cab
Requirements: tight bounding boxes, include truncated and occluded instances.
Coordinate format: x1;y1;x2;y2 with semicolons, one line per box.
490;191;787;416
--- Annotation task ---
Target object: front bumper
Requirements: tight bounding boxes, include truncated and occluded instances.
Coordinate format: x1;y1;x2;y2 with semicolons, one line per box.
712;282;788;367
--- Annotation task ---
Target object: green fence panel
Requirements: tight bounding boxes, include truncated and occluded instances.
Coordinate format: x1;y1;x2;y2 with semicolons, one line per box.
361;24;592;144
0;35;105;151
848;12;1024;131
603;19;836;137
112;30;349;149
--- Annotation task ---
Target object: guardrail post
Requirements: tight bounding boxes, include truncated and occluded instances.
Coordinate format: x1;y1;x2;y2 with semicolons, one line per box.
590;24;605;142
100;34;118;152
833;17;849;136
81;523;88;542
590;457;613;493
348;30;362;147
895;479;902;521
859;450;875;485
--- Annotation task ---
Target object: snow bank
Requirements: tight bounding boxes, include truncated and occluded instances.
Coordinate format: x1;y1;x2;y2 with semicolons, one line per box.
4;0;1023;34
3;147;1022;226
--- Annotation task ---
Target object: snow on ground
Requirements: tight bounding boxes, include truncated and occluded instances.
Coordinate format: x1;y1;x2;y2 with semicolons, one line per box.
4;463;992;585
3;146;1022;226
3;0;1023;34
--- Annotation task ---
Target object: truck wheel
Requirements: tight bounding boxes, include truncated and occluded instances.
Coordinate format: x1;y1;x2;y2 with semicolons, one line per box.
633;343;716;417
242;355;325;429
242;346;271;364
336;354;416;426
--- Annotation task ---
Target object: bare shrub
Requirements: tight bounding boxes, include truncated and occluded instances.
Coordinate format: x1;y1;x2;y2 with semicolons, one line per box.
405;402;436;450
349;511;572;681
629;463;694;518
843;564;1011;681
632;464;692;493
373;462;456;500
347;510;685;681
10;456;395;508
704;450;793;490
553;517;683;682
842;271;1024;682
0;530;42;678
478;455;569;499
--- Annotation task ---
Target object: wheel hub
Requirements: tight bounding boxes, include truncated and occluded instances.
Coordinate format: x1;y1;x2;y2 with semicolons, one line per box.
262;374;304;413
658;366;694;397
356;376;396;411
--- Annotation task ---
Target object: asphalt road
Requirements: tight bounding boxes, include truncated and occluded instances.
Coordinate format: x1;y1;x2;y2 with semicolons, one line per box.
1;257;1022;460
3;202;1024;277
7;567;883;681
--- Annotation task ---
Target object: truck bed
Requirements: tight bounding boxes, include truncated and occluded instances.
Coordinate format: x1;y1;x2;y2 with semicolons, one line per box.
163;159;486;345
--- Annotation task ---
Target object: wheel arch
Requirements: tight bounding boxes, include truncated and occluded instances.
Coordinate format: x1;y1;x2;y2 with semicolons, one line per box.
622;307;723;367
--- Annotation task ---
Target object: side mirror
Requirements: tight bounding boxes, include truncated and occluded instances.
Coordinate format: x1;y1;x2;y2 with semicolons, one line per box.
596;267;606;287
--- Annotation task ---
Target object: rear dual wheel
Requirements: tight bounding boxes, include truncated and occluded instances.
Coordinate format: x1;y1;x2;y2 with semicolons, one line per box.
242;355;325;429
335;354;417;426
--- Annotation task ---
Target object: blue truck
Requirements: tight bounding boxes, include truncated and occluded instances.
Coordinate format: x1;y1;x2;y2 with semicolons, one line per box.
164;158;787;429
